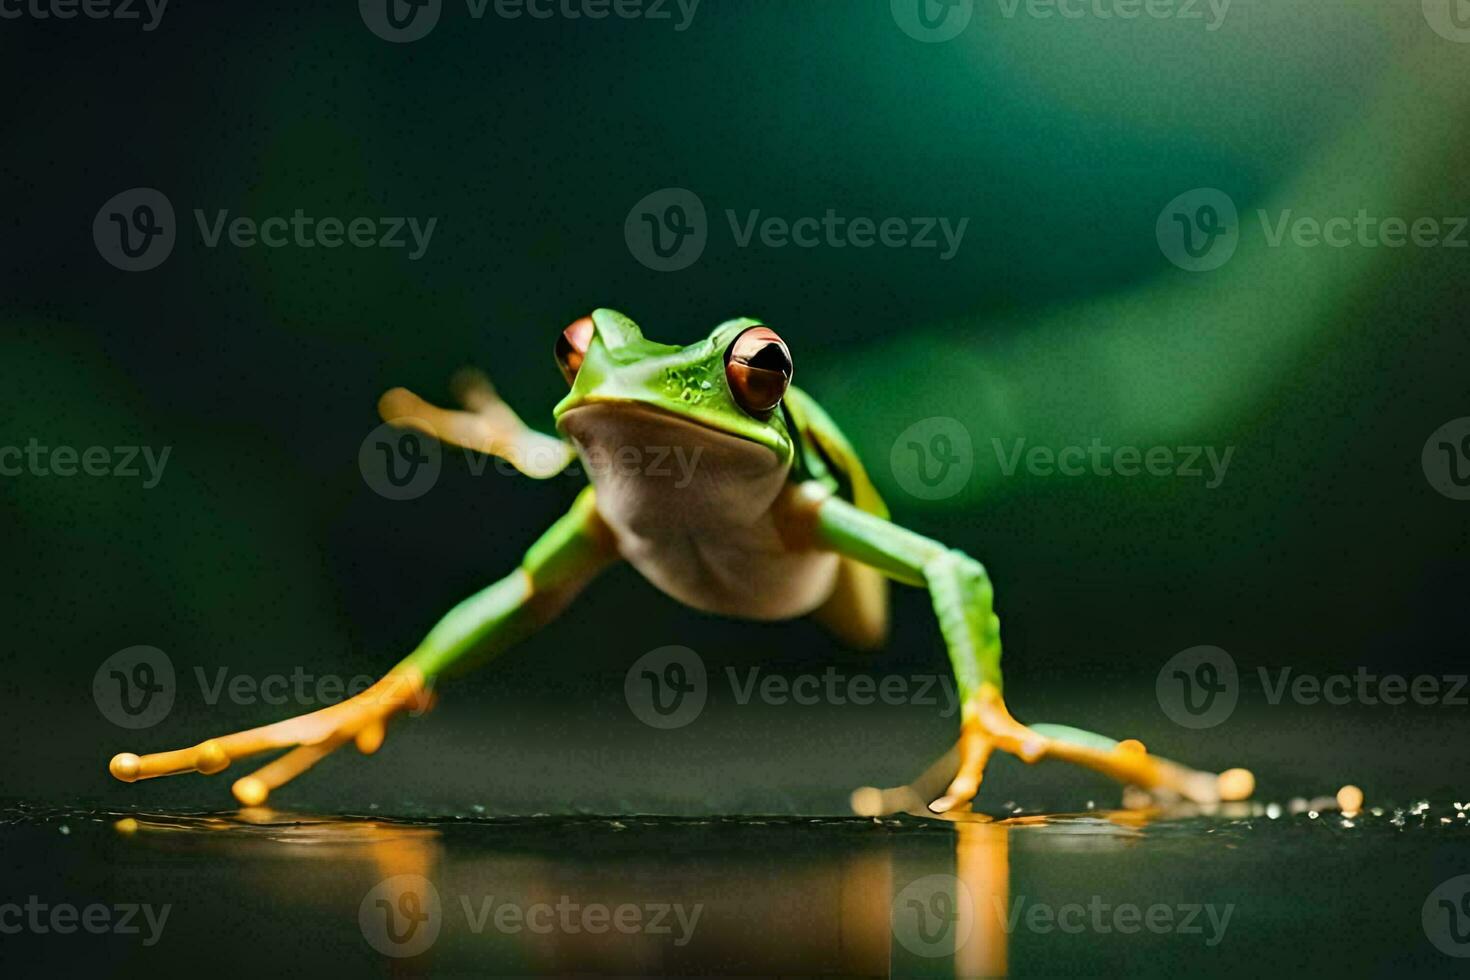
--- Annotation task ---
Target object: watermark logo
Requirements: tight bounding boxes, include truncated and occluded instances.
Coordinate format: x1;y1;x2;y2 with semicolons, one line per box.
360;878;703;950
729;667;960;717
995;0;1231;29
625;187;707;272
362;0;698;40
624;645;707;729
361;874;442;958
93;645;176;730
0;440;171;488
95;650;433;726
1160;189;1468;272
1423;0;1470;43
0;0;168;30
625;188;968;270
992;895;1233;943
1424;875;1470;957
890;417;974;501
0;897;171;945
1258;667;1467;708
1157;188;1238;273
192;209;437;259
891;0;974;42
95;190;438;270
625;654;962;728
1156;645;1238;729
94;188;176;272
359;418;443;500
892;874;975;958
991;437;1234;488
1422;417;1470;501
360;0;443;42
460;894;702;943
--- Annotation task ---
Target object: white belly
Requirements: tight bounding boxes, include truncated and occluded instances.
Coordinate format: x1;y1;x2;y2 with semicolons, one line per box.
615;516;840;620
558;403;839;620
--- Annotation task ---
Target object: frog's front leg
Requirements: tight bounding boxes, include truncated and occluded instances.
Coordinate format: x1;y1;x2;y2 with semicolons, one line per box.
798;486;1254;813
109;487;617;805
378;365;576;478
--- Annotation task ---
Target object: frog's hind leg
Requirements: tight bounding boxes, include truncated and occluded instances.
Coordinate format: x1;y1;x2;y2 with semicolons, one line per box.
810;557;889;651
378;366;574;479
950;685;1255;810
108;667;433;805
849;700;1253;816
109;488;617;805
850;743;966;817
808;491;1254;815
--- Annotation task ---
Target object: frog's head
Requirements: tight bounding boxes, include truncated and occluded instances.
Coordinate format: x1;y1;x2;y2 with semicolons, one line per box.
551;309;797;531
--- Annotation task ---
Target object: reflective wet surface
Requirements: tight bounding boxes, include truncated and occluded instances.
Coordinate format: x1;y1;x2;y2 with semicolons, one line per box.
3;799;1468;977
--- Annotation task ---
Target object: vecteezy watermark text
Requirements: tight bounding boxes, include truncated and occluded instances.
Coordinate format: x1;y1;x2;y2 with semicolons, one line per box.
94;188;438;271
0;440;170;488
624;646;961;729
994;0;1231;29
1157;645;1470;729
725;210;968;260
890;0;1231;43
993;437;1234;488
0;0;167;30
891;874;1233;959
886;418;1236;501
194;210;437;260
92;645;432;730
359;0;700;43
624;187;968;271
0;897;170;946
359;417;706;501
1158;188;1469;272
359;874;702;958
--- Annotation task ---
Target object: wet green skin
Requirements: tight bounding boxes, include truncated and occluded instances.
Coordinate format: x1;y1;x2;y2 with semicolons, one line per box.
399;309;1004;733
551;308;796;464
379;310;1158;810
113;308;1146;807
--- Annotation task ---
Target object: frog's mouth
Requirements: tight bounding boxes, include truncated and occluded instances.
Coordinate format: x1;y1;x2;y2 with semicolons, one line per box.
557;398;788;458
557;400;792;532
558;399;779;461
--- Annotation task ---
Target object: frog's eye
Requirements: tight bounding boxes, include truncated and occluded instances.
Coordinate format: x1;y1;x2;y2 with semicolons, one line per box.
724;326;792;416
555;315;595;385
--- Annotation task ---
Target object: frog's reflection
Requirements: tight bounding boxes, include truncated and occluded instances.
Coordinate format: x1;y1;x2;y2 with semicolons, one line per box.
114;808;441;882
111;806;1203;977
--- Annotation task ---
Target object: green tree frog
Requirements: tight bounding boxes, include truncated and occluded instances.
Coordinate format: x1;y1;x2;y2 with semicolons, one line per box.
109;310;1253;811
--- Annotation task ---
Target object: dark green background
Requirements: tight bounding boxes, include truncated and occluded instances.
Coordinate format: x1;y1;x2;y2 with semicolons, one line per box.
2;0;1468;815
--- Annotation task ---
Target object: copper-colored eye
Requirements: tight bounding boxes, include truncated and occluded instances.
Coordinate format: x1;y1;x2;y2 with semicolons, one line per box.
555;315;595;385
724;326;792;416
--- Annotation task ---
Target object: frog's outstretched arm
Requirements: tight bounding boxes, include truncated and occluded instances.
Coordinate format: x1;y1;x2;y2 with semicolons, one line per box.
799;486;1253;813
379;366;575;479
108;487;616;804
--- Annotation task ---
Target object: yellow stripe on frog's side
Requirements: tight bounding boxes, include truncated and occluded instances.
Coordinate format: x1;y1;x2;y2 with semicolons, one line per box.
784;385;888;519
784;385;891;649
